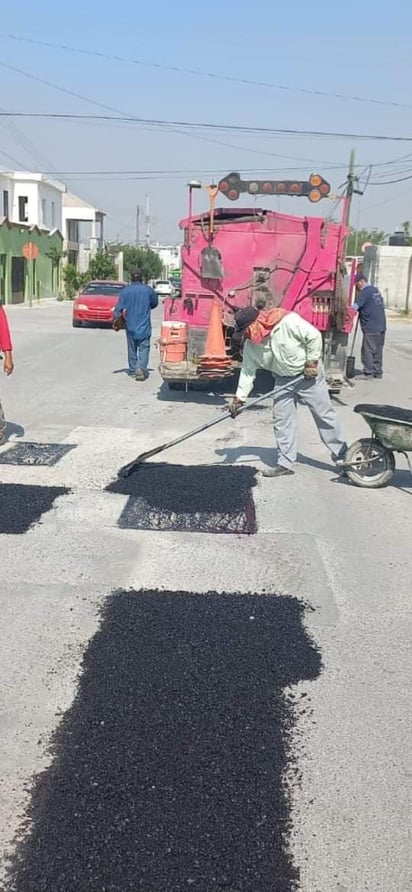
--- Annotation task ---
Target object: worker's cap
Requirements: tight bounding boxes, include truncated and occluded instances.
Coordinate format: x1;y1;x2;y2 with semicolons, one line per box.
355;272;367;283
234;306;259;332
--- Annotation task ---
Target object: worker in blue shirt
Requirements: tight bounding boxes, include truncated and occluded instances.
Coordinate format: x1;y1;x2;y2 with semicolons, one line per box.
114;269;158;380
353;273;386;378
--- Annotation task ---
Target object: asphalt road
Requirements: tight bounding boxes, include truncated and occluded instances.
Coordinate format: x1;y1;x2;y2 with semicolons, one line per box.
0;301;411;891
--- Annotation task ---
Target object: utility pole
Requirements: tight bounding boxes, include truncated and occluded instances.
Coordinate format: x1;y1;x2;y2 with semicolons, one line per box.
135;204;140;247
145;194;150;247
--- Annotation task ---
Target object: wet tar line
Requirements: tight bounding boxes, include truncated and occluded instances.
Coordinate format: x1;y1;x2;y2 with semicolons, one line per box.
0;442;76;467
0;484;69;534
108;463;258;534
6;590;321;892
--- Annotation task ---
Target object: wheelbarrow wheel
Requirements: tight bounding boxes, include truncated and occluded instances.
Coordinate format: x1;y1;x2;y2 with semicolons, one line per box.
345;438;395;488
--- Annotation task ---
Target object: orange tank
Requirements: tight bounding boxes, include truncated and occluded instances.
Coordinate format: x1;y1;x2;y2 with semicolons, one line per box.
159;322;188;363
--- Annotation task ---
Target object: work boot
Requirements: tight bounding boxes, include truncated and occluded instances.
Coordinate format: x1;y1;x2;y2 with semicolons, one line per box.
135;369;145;381
261;466;294;478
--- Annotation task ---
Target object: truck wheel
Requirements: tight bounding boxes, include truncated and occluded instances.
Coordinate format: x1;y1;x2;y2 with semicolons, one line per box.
345;438;395;488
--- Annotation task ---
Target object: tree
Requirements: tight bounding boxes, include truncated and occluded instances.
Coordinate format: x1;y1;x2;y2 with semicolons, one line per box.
401;221;412;246
120;245;163;282
63;264;81;299
346;228;385;256
62;264;88;299
88;249;117;280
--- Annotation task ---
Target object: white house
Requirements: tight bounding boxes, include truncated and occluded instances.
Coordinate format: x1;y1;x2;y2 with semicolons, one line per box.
63;191;105;272
0;172;107;274
0;171;65;230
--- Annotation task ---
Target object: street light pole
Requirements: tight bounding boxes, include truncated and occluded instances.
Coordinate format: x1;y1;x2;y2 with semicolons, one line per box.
187;180;202;253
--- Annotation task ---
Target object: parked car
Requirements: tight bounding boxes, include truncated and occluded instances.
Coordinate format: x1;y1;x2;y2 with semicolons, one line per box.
170;277;182;295
154;280;174;296
72;280;126;327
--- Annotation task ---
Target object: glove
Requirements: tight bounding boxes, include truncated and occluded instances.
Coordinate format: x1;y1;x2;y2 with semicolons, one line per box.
230;396;245;418
304;360;318;379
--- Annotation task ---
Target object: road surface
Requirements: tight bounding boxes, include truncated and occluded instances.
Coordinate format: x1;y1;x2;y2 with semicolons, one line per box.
0;302;411;891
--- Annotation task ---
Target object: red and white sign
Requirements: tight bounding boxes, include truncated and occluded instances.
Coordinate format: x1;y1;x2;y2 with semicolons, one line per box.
22;242;39;261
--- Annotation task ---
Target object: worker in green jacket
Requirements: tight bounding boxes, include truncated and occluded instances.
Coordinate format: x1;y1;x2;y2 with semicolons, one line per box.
230;305;347;478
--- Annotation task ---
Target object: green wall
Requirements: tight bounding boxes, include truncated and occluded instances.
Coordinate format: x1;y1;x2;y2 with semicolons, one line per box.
0;223;63;305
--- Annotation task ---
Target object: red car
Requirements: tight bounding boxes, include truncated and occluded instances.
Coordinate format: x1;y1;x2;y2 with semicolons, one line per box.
72;280;126;327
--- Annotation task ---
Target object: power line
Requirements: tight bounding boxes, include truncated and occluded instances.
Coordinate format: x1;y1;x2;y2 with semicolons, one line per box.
1;31;411;112
368;172;412;185
1;59;346;166
0;147;28;168
47;165;350;176
2;111;412;142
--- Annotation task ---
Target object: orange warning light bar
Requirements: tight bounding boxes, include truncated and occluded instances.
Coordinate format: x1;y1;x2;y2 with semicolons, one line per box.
218;172;331;202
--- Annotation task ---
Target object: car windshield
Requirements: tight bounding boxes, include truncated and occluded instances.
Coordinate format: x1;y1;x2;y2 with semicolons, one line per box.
82;283;124;296
156;281;170;286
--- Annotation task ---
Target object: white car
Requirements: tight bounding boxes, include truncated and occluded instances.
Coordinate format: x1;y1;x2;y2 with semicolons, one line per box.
154;280;174;296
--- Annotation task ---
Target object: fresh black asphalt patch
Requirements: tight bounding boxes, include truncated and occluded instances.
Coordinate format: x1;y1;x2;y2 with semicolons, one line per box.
0;484;68;534
0;442;75;466
6;589;321;892
107;464;258;534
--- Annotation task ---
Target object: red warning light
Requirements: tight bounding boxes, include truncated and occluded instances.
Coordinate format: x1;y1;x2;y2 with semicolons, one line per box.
309;189;321;202
228;189;239;201
262;182;273;193
290;183;302;194
219;180;229;192
309;174;322;187
276;182;286;193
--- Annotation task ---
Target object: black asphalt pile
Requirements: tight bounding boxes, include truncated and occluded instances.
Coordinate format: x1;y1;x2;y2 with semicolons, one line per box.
0;442;75;466
355;404;412;423
107;464;258;534
0;484;68;534
6;589;321;892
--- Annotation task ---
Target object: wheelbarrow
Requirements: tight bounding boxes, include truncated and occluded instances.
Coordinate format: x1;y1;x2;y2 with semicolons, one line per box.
344;404;412;488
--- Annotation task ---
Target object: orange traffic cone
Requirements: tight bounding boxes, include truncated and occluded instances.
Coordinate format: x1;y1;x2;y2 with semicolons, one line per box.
199;300;232;377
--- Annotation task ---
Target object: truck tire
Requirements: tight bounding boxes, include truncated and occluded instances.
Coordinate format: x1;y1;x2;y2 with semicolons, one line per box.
345;438;395;488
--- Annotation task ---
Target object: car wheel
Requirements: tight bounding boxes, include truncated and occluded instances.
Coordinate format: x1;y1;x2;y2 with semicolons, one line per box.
72;319;82;328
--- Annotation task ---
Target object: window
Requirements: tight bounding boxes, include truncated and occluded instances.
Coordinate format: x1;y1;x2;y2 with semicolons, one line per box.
67;220;79;242
3;190;9;218
41;198;46;226
18;196;28;223
51;201;56;228
81;283;124;296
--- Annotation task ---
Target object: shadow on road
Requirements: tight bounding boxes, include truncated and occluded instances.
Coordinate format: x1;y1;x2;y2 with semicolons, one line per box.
156;370;275;405
3;421;25;442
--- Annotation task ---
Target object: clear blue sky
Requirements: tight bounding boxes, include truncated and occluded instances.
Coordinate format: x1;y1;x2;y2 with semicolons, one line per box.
1;0;411;243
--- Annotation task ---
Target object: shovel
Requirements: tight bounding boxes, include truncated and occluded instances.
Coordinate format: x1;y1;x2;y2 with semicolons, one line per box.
345;316;359;379
118;389;275;478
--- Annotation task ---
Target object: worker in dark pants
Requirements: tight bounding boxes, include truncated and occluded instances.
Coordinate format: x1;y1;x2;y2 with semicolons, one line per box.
354;273;386;379
113;269;158;380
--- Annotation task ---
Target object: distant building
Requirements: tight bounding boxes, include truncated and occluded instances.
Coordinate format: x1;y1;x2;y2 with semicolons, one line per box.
151;243;181;277
363;244;412;312
63;192;105;273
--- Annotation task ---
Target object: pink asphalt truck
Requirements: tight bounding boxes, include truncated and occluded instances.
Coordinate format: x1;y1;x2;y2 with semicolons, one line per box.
159;171;354;393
